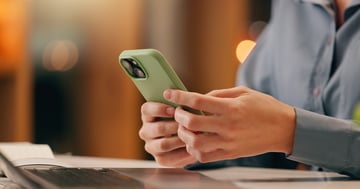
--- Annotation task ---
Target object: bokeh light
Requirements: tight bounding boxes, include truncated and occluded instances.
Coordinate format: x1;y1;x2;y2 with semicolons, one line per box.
236;40;256;64
42;40;79;72
249;21;267;40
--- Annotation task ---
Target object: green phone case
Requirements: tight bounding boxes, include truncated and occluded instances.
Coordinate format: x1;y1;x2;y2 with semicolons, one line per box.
119;49;187;107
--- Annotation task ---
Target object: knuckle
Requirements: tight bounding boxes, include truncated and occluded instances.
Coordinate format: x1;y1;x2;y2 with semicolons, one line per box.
227;101;240;112
144;143;153;154
189;136;202;149
138;128;146;139
226;103;243;121
189;95;203;108
181;114;198;130
140;114;147;122
225;130;237;141
140;103;149;115
155;123;167;136
158;139;170;152
207;89;221;97
141;102;167;117
237;86;248;91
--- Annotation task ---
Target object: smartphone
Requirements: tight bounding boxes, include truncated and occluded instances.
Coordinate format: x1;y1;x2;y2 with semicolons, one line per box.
118;49;187;108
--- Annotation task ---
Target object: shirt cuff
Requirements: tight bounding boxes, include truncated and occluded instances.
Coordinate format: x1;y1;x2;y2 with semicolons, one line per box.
287;108;356;175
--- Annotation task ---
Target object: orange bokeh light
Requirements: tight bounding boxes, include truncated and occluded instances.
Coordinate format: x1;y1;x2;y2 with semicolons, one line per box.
236;40;256;64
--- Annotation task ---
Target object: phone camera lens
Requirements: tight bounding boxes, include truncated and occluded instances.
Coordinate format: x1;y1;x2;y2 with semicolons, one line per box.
133;67;146;78
120;58;146;79
121;59;135;76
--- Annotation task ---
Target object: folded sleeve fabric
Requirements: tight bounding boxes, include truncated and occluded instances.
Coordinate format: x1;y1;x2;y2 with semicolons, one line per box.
288;108;360;177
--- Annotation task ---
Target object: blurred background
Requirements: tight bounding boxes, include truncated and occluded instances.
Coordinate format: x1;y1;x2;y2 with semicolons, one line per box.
0;0;270;160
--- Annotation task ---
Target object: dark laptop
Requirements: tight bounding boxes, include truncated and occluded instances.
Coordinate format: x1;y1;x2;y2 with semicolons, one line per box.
0;152;238;189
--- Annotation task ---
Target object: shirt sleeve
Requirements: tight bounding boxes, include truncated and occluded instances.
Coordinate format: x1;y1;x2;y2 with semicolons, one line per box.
288;108;360;178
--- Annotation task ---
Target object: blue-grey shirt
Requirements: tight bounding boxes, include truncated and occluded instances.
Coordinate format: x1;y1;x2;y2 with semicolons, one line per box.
238;0;360;177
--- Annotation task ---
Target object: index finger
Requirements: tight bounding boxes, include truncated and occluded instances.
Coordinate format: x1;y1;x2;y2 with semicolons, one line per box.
163;90;227;114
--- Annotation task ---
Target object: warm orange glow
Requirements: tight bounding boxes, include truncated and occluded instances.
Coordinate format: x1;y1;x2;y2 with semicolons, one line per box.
236;40;256;64
0;0;27;75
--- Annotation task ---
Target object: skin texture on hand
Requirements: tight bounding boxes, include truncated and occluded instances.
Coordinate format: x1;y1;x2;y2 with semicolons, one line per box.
139;86;296;166
163;86;296;163
139;102;197;167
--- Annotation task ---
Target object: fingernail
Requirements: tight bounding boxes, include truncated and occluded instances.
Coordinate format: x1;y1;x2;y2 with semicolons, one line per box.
166;107;175;116
163;90;172;100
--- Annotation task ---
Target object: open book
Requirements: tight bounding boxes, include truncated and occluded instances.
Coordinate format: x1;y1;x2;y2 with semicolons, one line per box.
0;142;70;177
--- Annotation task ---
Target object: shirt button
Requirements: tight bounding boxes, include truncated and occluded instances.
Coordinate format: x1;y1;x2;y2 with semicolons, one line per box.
313;87;320;96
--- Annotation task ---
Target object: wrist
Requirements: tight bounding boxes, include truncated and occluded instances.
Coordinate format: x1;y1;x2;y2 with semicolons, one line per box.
281;105;296;155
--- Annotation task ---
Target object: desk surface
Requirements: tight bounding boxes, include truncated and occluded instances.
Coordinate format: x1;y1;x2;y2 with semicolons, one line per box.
55;155;359;189
0;155;357;189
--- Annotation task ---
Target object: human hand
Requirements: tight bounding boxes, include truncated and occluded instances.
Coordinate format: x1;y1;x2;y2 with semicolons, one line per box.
163;86;296;163
139;102;197;167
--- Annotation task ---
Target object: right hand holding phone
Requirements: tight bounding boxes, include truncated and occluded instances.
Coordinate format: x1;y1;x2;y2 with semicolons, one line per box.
139;102;197;167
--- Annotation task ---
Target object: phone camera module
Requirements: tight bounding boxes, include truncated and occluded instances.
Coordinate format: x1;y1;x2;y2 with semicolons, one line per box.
121;59;146;79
